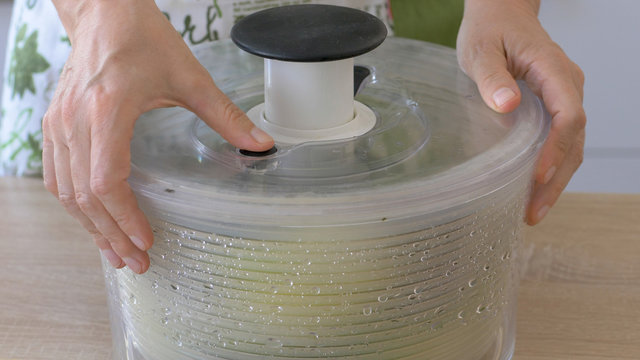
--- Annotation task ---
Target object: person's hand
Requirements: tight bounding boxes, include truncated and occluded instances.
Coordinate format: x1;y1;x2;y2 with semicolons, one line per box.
456;0;586;225
43;0;274;274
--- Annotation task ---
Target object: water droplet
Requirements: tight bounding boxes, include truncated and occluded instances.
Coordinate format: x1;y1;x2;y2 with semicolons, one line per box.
164;307;172;316
267;338;283;348
378;295;388;303
408;293;418;301
476;304;486;313
458;310;465;319
161;317;169;325
362;306;373;316
483;264;490;271
312;287;321;295
468;278;477;287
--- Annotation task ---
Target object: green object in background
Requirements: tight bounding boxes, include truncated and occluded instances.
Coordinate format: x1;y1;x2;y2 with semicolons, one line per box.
390;0;464;48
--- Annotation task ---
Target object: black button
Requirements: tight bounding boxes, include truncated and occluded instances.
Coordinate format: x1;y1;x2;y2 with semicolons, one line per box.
239;146;278;157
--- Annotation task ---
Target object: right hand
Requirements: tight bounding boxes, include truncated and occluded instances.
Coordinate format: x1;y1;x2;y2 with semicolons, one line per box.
43;0;274;274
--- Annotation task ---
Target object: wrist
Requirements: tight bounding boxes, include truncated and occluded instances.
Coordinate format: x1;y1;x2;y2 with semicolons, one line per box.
52;0;159;44
464;0;540;16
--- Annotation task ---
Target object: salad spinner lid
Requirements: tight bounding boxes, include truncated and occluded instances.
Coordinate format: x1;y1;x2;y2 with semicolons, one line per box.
129;38;549;234
129;14;549;235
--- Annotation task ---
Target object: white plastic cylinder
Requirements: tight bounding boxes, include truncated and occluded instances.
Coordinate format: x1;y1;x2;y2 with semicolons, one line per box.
264;58;355;130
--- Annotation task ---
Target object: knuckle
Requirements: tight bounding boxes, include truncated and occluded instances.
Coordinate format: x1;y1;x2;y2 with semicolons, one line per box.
43;177;57;195
86;84;113;108
42;112;51;133
550;130;571;156
479;70;507;89
574;109;587;131
74;190;96;212
106;236;134;258
220;101;245;129
111;210;134;231
551;181;566;202
58;192;78;211
575;148;584;168
572;135;585;168
90;176;115;198
93;235;111;249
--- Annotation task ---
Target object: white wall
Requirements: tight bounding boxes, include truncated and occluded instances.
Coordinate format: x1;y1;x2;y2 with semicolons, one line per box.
539;0;640;193
0;0;638;193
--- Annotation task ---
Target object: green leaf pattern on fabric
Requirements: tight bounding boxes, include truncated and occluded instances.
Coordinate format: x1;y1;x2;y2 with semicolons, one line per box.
8;24;50;99
0;107;42;172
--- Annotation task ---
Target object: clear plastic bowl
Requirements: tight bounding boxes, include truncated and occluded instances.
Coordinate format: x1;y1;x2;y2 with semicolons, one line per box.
103;37;549;360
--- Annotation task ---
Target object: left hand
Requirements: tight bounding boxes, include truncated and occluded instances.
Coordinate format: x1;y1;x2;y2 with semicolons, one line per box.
456;0;586;225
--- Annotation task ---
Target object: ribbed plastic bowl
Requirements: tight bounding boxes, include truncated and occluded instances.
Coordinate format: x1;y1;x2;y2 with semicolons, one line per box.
103;37;549;360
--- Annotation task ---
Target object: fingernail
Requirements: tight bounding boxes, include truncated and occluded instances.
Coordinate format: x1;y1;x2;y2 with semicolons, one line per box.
537;205;550;222
492;87;516;108
543;166;557;184
123;257;142;274
101;249;123;268
130;236;147;251
250;126;273;144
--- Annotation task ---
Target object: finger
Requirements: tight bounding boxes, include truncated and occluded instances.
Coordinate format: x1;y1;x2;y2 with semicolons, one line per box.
181;69;274;151
526;128;585;225
47;118;124;269
95;235;125;269
42;114;58;197
88;108;155;253
68;111;151;274
52;138;105;238
461;43;522;113
570;61;585;101
526;59;586;186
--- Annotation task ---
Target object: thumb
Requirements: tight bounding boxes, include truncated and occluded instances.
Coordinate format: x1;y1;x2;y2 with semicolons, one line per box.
461;47;521;114
186;78;274;151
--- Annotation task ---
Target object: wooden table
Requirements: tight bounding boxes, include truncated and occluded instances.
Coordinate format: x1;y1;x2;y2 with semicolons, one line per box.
1;177;639;359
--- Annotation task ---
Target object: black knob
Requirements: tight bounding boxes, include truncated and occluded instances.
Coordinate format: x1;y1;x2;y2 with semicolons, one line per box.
231;5;387;62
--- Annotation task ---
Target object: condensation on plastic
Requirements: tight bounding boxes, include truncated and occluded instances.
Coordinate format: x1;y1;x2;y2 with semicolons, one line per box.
104;37;550;360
